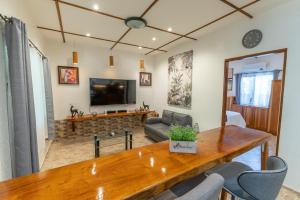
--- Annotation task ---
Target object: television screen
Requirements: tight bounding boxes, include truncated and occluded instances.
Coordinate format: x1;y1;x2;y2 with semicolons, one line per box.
90;78;136;106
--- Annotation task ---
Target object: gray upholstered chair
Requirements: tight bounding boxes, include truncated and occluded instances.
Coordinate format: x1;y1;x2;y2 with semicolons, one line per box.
175;174;224;200
206;156;288;200
152;174;224;200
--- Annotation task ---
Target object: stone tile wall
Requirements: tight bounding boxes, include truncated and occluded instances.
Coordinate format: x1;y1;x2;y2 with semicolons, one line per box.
55;115;143;138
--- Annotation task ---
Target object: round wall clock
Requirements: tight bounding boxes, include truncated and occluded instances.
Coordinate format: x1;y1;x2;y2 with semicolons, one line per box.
242;29;263;49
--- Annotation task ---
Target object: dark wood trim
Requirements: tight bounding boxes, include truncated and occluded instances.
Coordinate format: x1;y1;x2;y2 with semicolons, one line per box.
57;0;124;20
37;26;167;52
145;0;260;55
221;48;288;156
276;48;288;155
140;0;159;17
225;48;287;62
58;66;79;84
110;0;160;50
55;0;66;42
55;0;196;41
221;61;229;127
146;25;197;40
220;0;253;19
145;37;182;55
110;28;132;50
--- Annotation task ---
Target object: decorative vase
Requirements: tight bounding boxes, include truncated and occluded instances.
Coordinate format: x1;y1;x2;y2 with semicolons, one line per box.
169;140;197;154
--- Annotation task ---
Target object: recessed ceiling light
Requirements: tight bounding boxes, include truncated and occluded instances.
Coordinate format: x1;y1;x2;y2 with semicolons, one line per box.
152;37;156;41
86;33;91;37
167;27;172;32
138;46;142;49
93;4;99;10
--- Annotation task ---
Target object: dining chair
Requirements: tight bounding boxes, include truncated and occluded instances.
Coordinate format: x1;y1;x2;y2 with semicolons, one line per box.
174;173;224;200
206;156;288;200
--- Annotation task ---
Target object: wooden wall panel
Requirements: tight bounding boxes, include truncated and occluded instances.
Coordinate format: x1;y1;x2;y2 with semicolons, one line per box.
268;80;282;136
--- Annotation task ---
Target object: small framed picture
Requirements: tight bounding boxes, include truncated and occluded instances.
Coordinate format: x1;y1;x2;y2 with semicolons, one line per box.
140;72;152;86
227;79;233;91
228;68;233;79
58;66;79;84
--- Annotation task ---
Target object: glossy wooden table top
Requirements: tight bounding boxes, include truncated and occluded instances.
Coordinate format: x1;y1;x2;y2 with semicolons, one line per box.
0;126;271;200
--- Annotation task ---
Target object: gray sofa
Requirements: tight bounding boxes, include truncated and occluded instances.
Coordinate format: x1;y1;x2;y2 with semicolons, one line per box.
144;110;193;142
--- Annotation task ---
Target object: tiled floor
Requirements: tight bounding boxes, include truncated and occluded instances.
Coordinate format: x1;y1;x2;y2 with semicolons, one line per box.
42;128;300;200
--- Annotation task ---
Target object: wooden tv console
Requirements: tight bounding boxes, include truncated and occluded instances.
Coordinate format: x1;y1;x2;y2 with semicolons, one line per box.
66;110;157;132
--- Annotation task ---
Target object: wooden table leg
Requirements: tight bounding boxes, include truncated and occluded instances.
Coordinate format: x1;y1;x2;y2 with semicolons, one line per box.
220;189;228;200
261;142;269;170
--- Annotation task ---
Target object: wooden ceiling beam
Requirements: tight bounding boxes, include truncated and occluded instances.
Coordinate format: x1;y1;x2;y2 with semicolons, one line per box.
146;25;197;41
55;0;197;41
220;0;253;19
37;26;167;52
110;0;160;50
54;0;66;42
57;0;124;21
145;0;260;55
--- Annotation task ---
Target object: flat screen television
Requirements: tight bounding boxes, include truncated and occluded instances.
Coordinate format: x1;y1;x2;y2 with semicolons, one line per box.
90;78;136;106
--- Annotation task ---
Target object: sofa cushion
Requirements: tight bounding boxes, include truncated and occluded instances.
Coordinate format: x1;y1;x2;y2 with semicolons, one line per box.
161;110;174;125
172;112;192;127
144;123;170;140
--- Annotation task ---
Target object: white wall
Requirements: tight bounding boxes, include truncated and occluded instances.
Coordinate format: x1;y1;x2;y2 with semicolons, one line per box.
153;0;300;192
45;40;155;120
0;0;46;52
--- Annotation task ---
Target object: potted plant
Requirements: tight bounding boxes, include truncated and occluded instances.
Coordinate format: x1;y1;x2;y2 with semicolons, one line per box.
168;125;197;154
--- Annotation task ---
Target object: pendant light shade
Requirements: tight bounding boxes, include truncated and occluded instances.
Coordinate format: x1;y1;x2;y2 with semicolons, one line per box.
73;51;78;65
139;59;145;71
109;55;114;68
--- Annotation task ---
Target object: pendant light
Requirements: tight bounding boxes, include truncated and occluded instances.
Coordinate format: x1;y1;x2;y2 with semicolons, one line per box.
73;51;78;66
72;39;78;66
139;59;145;71
109;55;114;68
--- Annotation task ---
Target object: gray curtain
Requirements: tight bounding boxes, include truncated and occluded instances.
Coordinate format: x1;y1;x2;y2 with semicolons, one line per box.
5;17;39;177
273;70;281;80
235;74;242;104
42;58;55;139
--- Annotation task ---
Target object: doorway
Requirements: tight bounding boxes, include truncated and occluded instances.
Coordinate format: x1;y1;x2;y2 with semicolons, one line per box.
221;48;287;157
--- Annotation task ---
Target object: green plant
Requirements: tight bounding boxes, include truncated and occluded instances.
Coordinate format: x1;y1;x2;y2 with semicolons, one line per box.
167;125;197;142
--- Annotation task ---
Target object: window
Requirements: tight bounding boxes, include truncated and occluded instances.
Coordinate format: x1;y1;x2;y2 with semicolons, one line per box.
240;72;274;107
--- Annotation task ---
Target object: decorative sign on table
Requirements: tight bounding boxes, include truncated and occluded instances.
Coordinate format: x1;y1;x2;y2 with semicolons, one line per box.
58;66;79;84
168;50;193;108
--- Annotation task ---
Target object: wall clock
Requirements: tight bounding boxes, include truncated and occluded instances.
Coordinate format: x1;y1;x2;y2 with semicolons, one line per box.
242;29;263;49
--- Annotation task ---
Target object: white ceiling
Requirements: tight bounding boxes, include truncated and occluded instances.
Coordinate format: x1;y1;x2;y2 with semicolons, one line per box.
27;0;288;55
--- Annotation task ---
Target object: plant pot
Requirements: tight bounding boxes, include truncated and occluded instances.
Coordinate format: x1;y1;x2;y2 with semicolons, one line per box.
169;140;197;154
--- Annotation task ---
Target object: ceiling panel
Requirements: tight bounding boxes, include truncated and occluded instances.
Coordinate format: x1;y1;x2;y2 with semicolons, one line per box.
122;27;177;49
61;3;127;41
116;44;151;54
226;0;253;8
64;0;154;18
243;0;290;15
39;29;62;41
145;0;233;34
27;0;59;29
65;34;113;49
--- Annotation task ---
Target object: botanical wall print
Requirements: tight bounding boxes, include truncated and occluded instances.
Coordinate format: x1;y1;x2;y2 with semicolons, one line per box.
168;50;193;108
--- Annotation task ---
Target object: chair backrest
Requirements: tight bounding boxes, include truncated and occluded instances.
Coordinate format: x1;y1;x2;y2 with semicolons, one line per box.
238;156;288;200
175;174;224;200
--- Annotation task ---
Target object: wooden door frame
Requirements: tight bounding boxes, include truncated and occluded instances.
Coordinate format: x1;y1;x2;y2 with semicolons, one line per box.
221;48;288;155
